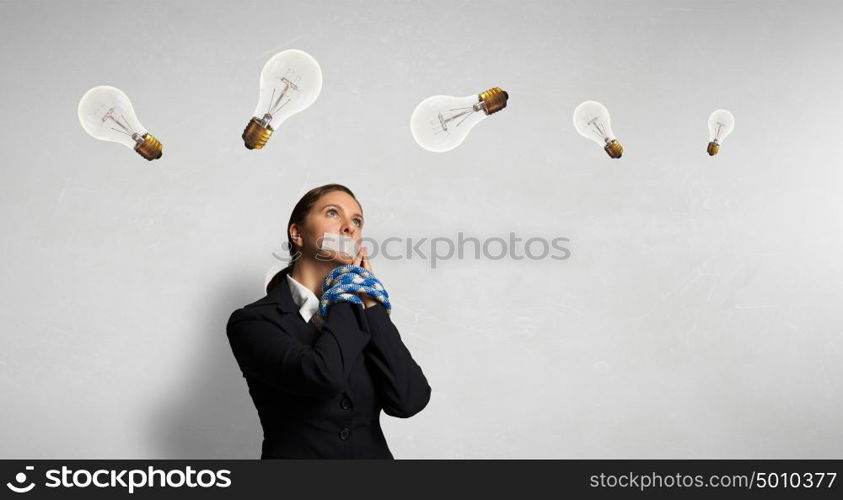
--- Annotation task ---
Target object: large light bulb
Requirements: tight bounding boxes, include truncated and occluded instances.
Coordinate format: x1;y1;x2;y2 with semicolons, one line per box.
410;87;508;152
242;49;323;150
572;100;623;159
707;109;735;156
77;86;163;161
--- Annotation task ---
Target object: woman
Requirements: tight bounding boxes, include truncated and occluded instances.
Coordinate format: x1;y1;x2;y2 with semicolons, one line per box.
226;183;431;459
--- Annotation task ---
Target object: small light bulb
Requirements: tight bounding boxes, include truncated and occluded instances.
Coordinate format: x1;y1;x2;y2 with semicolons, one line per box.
707;109;735;156
242;49;323;150
572;100;623;159
410;87;509;152
77;86;163;161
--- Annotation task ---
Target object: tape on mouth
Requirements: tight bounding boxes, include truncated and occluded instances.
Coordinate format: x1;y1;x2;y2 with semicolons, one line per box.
321;232;360;257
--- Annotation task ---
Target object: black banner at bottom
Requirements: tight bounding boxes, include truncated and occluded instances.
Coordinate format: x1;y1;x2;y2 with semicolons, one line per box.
0;460;840;499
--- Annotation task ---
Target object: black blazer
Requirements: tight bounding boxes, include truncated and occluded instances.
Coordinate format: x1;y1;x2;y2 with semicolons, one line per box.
226;266;431;459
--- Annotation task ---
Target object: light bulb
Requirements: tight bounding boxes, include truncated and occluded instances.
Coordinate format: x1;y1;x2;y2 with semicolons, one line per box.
77;86;163;161
242;49;323;150
573;100;623;159
707;109;735;156
410;87;509;152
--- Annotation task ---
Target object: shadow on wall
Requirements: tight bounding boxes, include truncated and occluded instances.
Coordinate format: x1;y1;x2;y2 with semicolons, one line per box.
146;268;265;458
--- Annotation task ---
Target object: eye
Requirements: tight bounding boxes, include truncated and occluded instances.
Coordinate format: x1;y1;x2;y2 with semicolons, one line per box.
326;208;338;217
353;218;363;227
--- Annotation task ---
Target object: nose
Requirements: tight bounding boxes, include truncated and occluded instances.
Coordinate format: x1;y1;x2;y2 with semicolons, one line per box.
340;217;357;237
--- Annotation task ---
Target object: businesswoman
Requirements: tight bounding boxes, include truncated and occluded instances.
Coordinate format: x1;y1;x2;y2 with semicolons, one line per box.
226;183;432;459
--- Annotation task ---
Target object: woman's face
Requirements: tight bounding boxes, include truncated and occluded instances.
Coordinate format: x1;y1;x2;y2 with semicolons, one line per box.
291;191;364;265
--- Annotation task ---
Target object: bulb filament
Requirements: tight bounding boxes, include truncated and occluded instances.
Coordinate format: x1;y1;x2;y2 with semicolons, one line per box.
262;75;301;126
586;117;611;142
100;105;140;140
436;102;485;132
712;121;726;142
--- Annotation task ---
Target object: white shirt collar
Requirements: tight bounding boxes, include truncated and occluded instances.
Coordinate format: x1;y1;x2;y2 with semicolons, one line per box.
285;274;320;323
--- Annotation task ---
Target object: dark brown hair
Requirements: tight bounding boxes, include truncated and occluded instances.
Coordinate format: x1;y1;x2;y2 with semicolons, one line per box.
266;183;361;294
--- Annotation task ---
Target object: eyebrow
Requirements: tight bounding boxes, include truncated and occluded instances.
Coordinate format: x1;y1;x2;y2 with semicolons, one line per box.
320;203;364;220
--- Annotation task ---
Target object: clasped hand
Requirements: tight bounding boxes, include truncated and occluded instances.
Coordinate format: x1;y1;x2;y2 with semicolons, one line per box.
318;247;392;318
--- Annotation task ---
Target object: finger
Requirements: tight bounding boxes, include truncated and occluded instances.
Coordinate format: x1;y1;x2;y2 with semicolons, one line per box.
362;248;373;272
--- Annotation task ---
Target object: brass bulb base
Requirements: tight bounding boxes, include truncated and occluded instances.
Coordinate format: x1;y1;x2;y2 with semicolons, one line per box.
478;87;509;115
134;133;163;161
707;141;720;156
604;139;623;159
242;117;273;150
